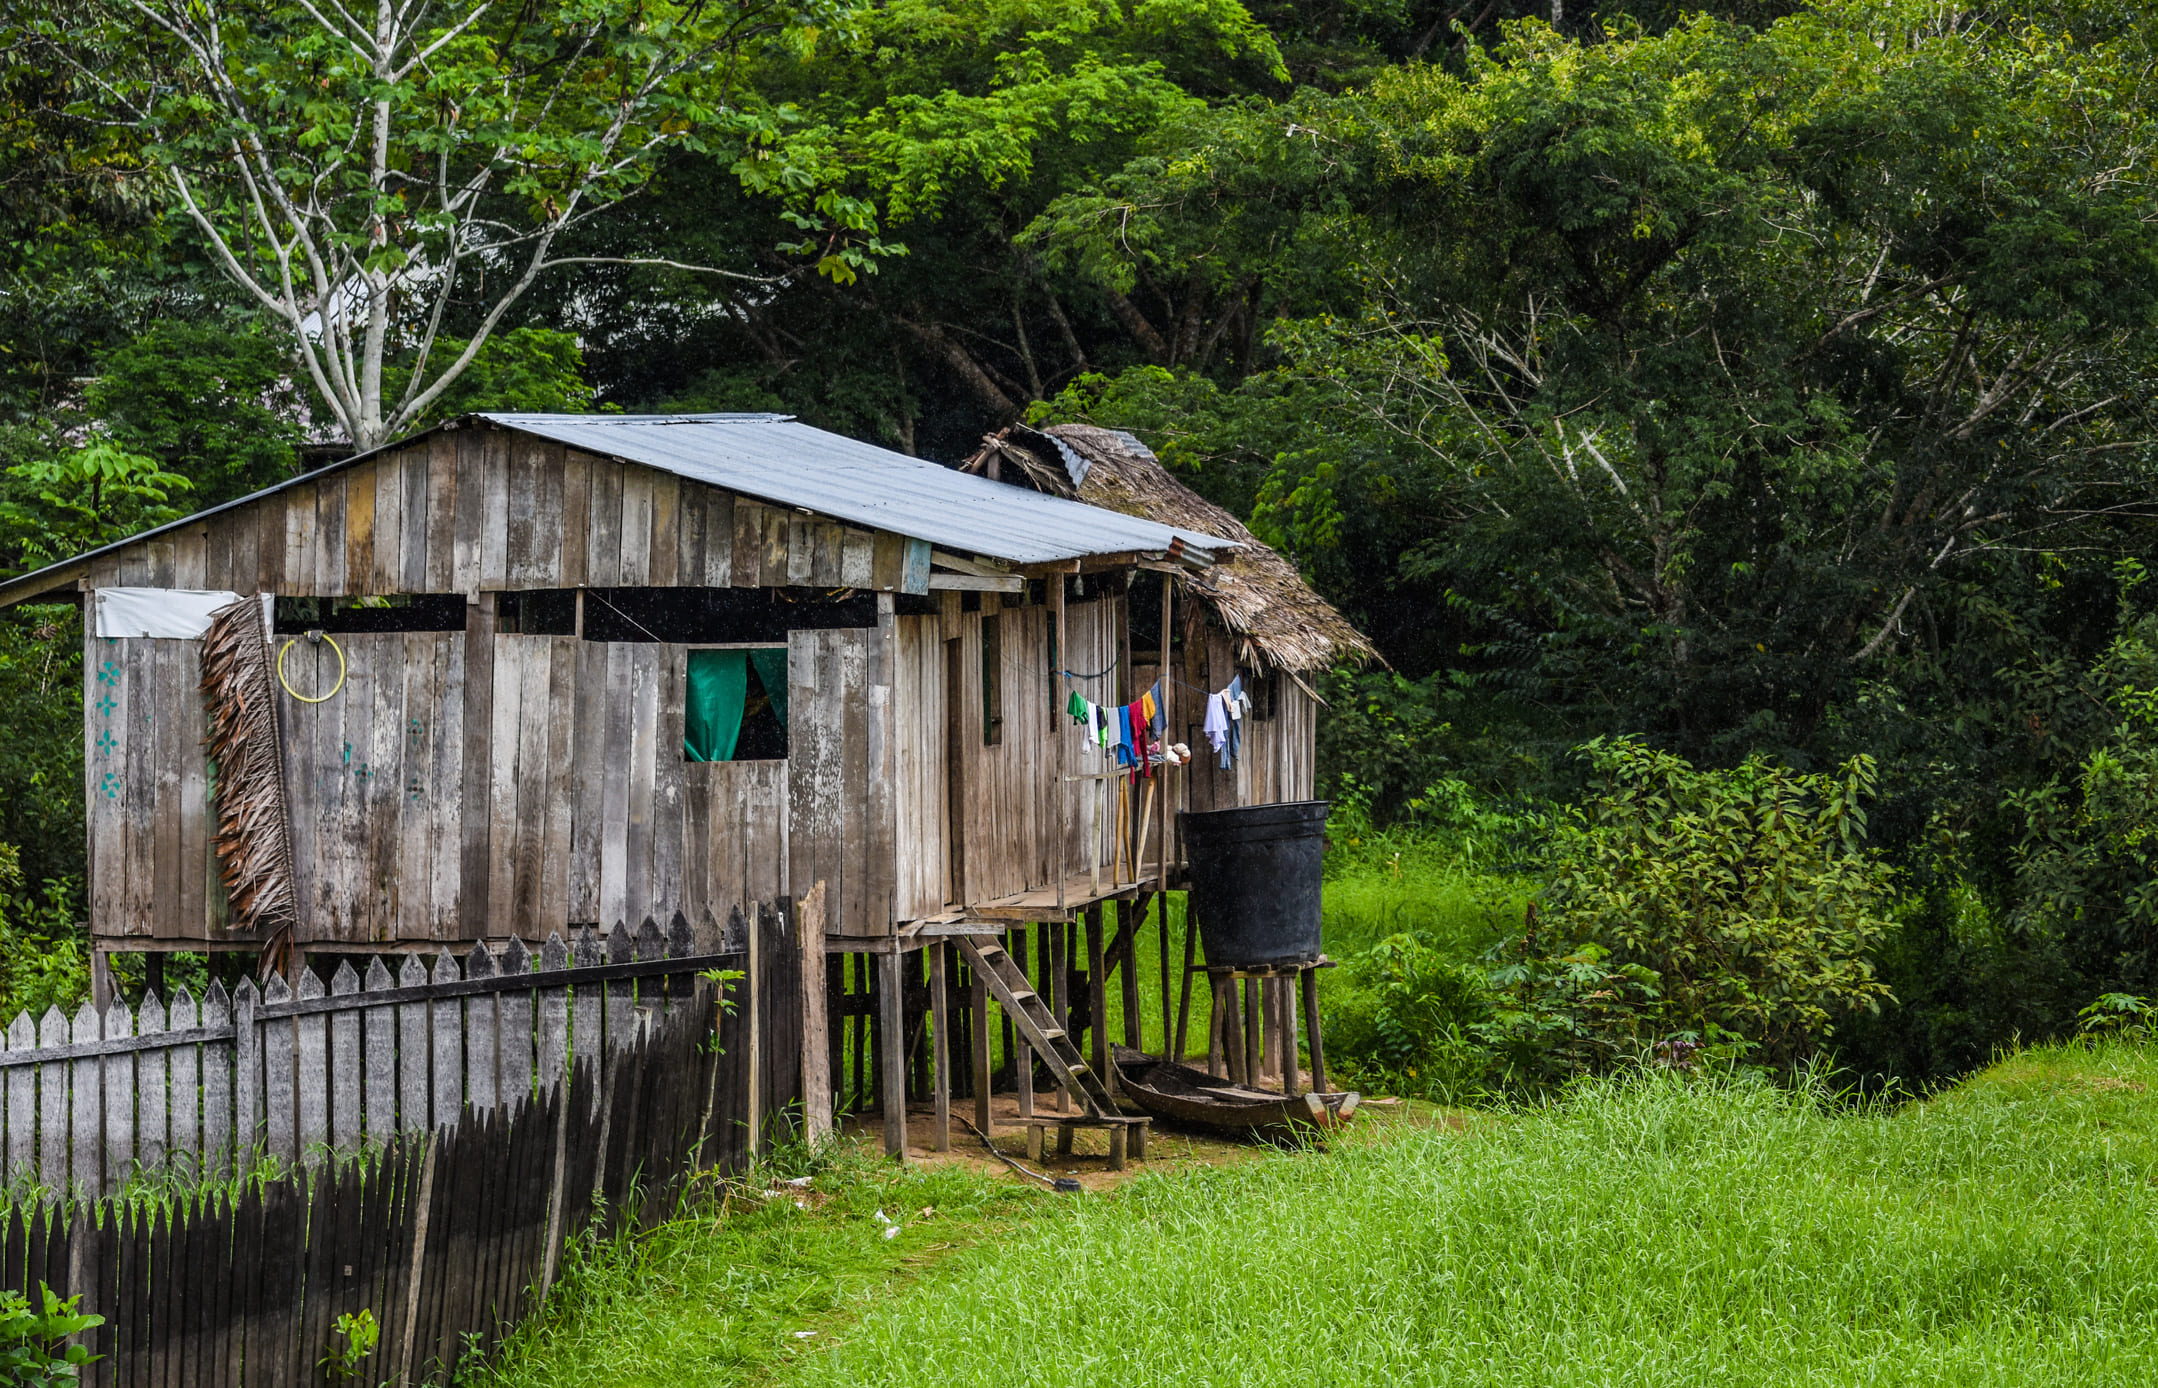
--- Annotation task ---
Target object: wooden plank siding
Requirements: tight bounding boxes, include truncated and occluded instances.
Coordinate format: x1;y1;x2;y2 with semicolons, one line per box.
86;433;935;607
70;420;1318;951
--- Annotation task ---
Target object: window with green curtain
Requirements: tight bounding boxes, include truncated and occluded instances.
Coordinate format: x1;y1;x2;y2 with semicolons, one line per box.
684;646;790;762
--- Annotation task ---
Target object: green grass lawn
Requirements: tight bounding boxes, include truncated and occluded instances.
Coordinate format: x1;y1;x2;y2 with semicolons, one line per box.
490;1037;2158;1388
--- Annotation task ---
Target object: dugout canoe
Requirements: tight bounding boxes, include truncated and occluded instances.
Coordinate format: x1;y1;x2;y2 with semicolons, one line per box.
1112;1045;1358;1138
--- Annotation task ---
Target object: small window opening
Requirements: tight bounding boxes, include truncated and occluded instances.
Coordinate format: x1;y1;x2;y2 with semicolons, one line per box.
499;590;578;635
274;594;466;634
582;586;875;643
981;612;1003;745
684;646;789;762
1240;670;1279;722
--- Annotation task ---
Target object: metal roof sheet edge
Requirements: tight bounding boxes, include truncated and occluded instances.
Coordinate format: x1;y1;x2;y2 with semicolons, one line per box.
0;412;1235;607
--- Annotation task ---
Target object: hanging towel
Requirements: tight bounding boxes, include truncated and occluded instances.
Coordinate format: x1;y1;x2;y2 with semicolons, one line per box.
1203;693;1229;757
1140;688;1157;727
1067;689;1087;723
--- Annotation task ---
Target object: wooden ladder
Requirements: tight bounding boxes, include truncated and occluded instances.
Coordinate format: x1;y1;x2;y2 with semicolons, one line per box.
956;935;1115;1119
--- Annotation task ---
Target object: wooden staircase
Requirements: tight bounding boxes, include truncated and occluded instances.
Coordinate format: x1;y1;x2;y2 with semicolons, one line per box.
956;935;1115;1119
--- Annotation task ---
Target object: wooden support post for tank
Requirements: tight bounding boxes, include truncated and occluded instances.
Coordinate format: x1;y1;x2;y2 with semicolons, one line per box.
971;947;992;1134
1026;1124;1044;1163
1261;977;1282;1083
879;949;906;1160
929;942;950;1153
1086;907;1109;1094
1302;966;1327;1094
1209;971;1233;1081
1243;975;1263;1091
1014;927;1035;1120
1056;1123;1073;1158
1107;1124;1128;1173
1281;970;1301;1097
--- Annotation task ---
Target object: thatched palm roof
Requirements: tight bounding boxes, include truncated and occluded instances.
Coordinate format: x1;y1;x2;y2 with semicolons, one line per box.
964;424;1377;675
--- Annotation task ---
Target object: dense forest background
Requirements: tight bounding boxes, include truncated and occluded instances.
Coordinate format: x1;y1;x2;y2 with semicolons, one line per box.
3;0;2156;1089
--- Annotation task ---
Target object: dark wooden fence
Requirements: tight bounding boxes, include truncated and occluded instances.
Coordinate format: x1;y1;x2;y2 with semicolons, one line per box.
0;900;815;1387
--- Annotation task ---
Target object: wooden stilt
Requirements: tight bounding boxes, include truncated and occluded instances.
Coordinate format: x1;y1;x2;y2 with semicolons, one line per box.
1015;927;1035;1120
1210;972;1234;1081
1281;971;1300;1097
826;952;845;1118
1120;899;1144;1050
1086;907;1109;1094
1302;966;1327;1094
1242;976;1263;1091
1174;911;1198;1063
1050;922;1068;1112
972;948;992;1134
1157;894;1171;1057
1261;977;1282;1082
930;942;950;1153
879;949;907;1160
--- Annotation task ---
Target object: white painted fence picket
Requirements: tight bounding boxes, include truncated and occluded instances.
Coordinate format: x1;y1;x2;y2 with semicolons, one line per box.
0;921;720;1198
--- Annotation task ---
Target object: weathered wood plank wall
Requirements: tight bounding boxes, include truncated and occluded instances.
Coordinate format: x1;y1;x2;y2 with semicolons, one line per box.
80;433;913;602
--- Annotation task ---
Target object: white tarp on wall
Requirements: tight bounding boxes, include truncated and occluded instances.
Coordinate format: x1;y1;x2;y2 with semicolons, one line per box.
94;587;243;640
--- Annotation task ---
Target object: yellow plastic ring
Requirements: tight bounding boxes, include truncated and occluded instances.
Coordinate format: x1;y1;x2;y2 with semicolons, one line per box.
277;634;347;704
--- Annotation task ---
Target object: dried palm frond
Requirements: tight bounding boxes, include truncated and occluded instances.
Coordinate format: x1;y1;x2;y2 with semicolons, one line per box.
199;596;300;942
965;424;1380;675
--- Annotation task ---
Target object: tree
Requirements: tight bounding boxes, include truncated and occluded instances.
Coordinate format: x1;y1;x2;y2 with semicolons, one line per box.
49;0;830;451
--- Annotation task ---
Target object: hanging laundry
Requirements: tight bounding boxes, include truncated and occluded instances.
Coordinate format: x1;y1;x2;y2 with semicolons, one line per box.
1203;692;1229;757
1067;689;1087;723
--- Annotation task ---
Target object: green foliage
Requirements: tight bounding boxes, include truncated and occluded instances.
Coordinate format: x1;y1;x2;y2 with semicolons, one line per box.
1323;931;1492;1102
0;1285;102;1386
320;1308;378;1382
84;322;310;508
2076;992;2154;1040
2004;608;2158;985
1503;738;1898;1073
384;329;600;438
0;439;191;574
0;605;84;898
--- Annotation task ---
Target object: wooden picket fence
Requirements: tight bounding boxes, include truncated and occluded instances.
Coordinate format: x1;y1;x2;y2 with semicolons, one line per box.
0;915;731;1199
0;899;817;1386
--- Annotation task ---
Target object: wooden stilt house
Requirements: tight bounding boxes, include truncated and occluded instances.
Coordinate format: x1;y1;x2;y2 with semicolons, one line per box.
0;411;1372;1157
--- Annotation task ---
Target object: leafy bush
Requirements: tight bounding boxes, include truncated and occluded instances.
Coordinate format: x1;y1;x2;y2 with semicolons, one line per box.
0;842;87;1021
1324;932;1493;1104
1498;738;1898;1076
0;1285;101;1385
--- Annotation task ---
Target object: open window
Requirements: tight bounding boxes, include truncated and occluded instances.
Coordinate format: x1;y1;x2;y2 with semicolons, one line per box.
684;646;789;762
274;594;466;633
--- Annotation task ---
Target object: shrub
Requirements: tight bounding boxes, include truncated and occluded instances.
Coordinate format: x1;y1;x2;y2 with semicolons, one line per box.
0;1285;101;1385
1496;738;1897;1076
1325;932;1493;1104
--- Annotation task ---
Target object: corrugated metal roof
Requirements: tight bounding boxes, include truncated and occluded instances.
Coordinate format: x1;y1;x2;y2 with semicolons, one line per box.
482;412;1230;566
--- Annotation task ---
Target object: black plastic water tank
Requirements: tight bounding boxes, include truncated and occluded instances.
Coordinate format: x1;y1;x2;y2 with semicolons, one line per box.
1180;800;1329;967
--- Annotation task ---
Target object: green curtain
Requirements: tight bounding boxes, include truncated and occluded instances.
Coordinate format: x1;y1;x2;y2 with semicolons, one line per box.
750;647;790;730
686;647;789;762
684;649;749;762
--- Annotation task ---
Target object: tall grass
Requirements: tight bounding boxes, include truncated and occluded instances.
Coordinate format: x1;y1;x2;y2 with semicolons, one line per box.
787;1039;2158;1387
480;1144;1038;1388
